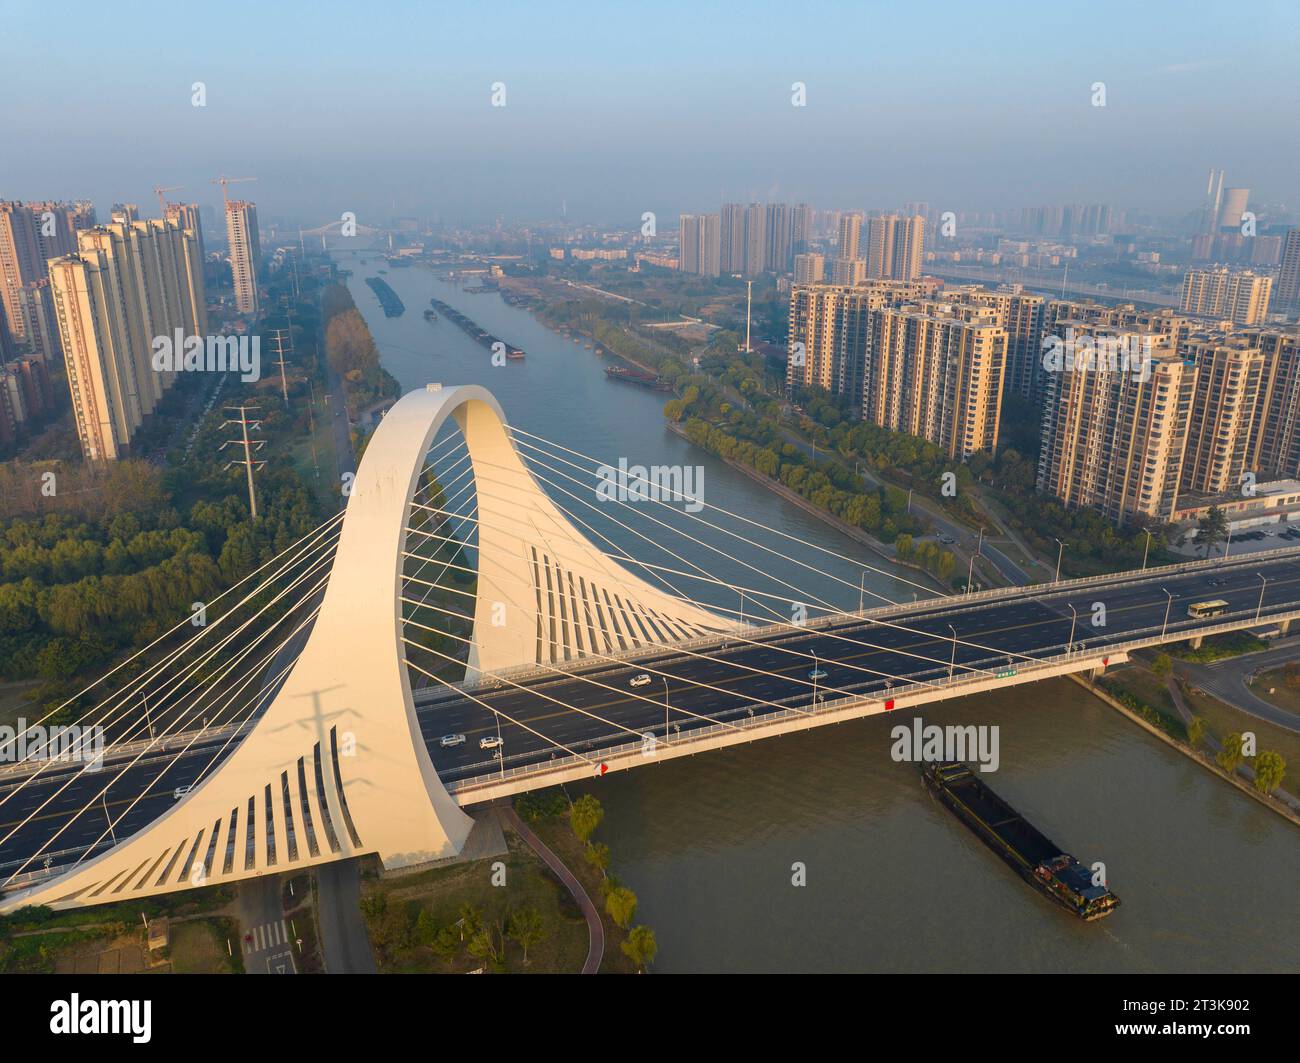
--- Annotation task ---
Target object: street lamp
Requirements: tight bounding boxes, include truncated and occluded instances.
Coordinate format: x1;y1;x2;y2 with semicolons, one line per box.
663;677;670;745
1053;539;1066;583
1067;603;1078;658
1255;573;1268;622
142;691;154;741
1161;587;1174;640
1141;528;1152;571
967;526;985;595
739;589;746;627
1224;525;1234;558
859;570;867;613
947;624;957;679
811;650;820;702
494;711;504;779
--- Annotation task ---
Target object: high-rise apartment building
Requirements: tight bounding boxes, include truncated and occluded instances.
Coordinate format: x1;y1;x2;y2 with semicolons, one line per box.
48;217;208;461
791;204;813;258
720;203;746;274
1036;324;1193;524
1242;327;1300;479
830;257;866;286
1179;335;1264;495
226;200;262;315
1179;267;1273;325
677;214;721;278
743;203;767;276
941;284;1046;403
863;299;1007;459
1277;229;1300;311
0;202;45;350
166;201;206;264
838;213;862;261
794;253;825;285
764;203;793;273
786;280;927;400
865;214;924;281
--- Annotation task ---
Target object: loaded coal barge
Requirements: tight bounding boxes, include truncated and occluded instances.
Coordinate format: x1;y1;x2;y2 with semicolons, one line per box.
429;298;524;359
364;276;405;317
923;762;1120;921
604;365;672;391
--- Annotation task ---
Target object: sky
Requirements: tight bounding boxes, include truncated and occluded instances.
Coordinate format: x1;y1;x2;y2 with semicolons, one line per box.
3;0;1299;227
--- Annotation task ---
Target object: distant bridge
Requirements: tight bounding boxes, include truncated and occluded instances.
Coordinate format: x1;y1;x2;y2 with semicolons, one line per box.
3;383;1299;910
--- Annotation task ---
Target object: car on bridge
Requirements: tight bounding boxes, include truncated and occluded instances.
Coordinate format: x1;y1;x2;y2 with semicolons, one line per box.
439;734;466;747
480;736;503;750
808;667;828;680
173;785;193;800
629;673;652;687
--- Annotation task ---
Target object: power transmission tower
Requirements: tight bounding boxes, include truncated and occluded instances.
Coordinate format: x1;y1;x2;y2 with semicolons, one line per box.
269;327;292;403
221;405;267;518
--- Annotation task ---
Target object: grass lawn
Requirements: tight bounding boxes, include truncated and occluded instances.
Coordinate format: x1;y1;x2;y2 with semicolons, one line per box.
1251;667;1300;719
169;917;242;974
358;826;589;973
1180;683;1300;783
0;679;40;730
1099;663;1187;739
530;811;639;975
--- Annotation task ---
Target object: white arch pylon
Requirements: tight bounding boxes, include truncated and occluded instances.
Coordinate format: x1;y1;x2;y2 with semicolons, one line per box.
3;384;724;911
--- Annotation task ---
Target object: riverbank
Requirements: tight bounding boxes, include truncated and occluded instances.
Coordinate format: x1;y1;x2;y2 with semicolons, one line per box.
1078;670;1300;828
665;420;945;596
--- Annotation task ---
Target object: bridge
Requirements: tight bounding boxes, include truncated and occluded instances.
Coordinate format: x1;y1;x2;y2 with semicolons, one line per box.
3;383;1299;911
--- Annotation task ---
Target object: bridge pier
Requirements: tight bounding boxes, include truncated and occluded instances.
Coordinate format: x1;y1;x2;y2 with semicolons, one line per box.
1189;634;1204;649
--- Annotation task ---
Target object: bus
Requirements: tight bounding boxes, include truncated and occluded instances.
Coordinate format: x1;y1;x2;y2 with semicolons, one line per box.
1187;599;1229;620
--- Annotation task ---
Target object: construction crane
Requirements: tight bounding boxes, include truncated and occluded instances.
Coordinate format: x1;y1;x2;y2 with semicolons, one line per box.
211;175;257;209
153;185;183;214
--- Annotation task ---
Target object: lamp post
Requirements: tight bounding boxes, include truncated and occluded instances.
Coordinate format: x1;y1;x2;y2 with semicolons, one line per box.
966;526;985;594
1255;573;1268;622
1067;603;1078;658
739;589;746;627
1141;528;1152;571
663;677;670;745
947;624;957;679
495;711;504;779
811;650;820;703
1161;587;1174;640
859;571;866;613
142;692;154;741
1053;538;1066;583
1224;525;1234;558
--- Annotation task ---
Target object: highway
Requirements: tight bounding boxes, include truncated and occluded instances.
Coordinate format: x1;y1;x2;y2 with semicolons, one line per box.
4;548;1300;880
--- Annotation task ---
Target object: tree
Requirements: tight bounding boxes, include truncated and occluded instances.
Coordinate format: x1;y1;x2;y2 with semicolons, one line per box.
1197;506;1228;558
1152;653;1172;679
1216;733;1245;773
605;886;638;929
1187;716;1205;750
507;907;545;965
1253;750;1286;795
585;841;611;877
621;925;658;973
457;902;482;942
569;794;604;843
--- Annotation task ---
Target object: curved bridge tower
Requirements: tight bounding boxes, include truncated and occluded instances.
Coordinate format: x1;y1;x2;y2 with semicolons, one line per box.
5;384;722;910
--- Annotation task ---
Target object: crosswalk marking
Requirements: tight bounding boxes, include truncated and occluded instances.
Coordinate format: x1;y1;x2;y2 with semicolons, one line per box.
245;919;289;954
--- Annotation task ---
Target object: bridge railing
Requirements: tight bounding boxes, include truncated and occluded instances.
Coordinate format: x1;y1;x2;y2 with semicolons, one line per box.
440;546;1300;698
446;598;1300;798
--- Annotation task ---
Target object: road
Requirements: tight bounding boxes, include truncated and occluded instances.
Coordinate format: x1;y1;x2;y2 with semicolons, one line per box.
237;874;297;974
1176;638;1300;734
315;858;376;973
5;548;1300;877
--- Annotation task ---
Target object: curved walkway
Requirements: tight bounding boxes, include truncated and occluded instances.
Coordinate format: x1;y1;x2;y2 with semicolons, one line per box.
500;805;604;974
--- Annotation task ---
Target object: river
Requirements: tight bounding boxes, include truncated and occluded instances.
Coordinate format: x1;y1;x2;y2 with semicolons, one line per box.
342;254;1300;973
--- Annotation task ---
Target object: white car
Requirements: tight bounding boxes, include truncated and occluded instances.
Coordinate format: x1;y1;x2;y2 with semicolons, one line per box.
629;673;652;688
173;785;193;800
439;734;466;748
480;736;503;750
808;668;828;681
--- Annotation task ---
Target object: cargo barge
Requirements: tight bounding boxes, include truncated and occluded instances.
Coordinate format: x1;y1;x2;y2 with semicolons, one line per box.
923;762;1120;921
429;298;524;359
604;365;672;391
364;276;405;317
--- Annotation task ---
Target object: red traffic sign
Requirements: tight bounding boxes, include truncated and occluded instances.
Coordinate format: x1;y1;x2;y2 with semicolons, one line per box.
594;762;608;776
884;698;895;712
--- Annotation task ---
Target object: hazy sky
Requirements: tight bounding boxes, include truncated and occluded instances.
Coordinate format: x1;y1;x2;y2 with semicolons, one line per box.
4;0;1299;226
